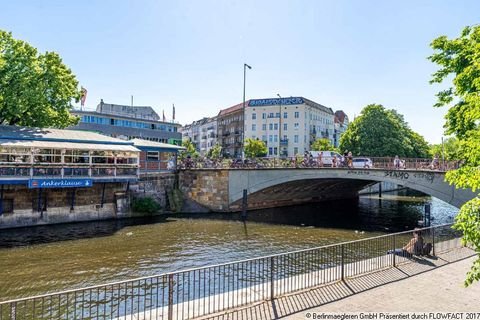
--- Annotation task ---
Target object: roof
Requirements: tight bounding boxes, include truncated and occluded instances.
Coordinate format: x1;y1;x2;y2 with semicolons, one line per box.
71;110;180;126
218;101;249;117
0;140;139;152
131;138;186;151
0;125;134;146
334;110;348;124
303;98;334;114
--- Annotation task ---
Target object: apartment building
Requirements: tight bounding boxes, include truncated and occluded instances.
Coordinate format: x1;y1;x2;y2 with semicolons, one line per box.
244;97;335;157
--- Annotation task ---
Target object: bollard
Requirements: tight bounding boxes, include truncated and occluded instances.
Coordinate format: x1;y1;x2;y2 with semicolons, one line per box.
424;204;431;227
241;189;248;221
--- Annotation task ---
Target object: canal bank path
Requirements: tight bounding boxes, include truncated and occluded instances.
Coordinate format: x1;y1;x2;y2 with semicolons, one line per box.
202;249;479;320
282;255;480;319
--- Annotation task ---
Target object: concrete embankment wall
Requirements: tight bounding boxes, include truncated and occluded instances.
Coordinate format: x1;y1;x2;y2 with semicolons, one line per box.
0;182;129;229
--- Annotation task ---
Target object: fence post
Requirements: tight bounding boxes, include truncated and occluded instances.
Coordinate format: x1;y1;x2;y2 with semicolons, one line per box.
341;244;345;281
270;256;275;300
392;235;396;267
168;274;174;320
10;302;16;320
432;227;436;256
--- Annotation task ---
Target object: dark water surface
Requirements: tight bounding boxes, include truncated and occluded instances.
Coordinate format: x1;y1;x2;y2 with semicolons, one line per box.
0;190;458;300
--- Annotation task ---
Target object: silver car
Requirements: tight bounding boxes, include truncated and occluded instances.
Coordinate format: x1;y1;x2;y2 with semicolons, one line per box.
352;157;373;168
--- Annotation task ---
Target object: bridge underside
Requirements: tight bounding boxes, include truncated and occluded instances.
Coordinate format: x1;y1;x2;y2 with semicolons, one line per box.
229;178;376;211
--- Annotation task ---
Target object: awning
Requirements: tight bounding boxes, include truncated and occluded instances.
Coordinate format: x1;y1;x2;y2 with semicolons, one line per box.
0;140;140;152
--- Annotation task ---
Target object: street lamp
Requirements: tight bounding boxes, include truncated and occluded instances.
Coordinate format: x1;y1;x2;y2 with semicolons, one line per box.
277;93;282;158
242;63;252;160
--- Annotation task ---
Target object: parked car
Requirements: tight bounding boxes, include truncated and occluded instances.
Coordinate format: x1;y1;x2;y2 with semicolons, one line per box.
352;157;373;169
309;151;344;166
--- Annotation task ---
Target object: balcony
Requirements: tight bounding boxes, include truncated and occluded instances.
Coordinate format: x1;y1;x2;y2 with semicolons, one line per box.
280;139;289;146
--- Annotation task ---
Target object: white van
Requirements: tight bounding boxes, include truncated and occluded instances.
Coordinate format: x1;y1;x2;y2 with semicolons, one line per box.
308;150;343;166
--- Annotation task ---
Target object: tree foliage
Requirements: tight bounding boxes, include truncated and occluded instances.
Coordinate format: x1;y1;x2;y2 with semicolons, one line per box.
0;30;80;128
179;139;199;160
244;138;267;158
206;143;222;159
429;137;461;160
311;138;336;151
429;25;480;286
339;104;429;157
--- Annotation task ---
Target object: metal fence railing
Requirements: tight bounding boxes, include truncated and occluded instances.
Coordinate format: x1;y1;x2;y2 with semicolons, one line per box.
0;224;464;320
176;157;460;171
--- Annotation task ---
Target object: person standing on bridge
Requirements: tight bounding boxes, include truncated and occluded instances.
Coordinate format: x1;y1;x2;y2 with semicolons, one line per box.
317;152;323;168
332;154;338;168
347;151;353;168
394;155;400;169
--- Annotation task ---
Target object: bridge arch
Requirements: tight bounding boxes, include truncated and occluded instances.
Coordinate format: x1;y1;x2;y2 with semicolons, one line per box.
228;168;476;210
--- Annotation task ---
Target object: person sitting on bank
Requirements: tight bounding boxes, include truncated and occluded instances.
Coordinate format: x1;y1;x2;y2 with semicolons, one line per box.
387;228;425;257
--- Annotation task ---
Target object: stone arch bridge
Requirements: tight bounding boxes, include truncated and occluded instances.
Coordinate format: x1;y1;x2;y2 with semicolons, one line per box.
178;168;477;212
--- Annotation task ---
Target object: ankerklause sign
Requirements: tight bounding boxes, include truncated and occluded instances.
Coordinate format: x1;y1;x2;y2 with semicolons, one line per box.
28;179;93;189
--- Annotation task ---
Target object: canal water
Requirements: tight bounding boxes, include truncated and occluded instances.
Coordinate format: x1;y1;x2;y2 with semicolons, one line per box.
0;190;458;300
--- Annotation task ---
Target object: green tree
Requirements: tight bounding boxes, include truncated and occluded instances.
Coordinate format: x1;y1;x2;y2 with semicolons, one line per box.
339;104;429;157
206;143;222;159
311;138;335;151
179;139;199;160
0;31;80;128
429;137;461;160
244;138;267;158
429;25;480;286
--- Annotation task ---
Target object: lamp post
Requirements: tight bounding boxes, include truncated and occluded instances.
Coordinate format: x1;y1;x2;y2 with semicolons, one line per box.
242;63;252;160
277;93;282;158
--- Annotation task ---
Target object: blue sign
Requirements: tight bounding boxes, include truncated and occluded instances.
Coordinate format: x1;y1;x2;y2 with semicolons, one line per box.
28;179;93;189
248;97;304;107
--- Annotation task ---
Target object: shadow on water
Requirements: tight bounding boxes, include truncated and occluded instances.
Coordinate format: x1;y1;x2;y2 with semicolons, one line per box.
0;216;170;248
176;189;431;233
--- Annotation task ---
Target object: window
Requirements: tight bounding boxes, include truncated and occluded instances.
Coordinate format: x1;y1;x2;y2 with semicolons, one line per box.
269;123;273;130
269;113;274;118
274;147;278;155
147;151;159;161
283;112;288;119
252;124;256;131
274;135;278;142
262;135;267;142
274;123;278;130
269;147;273;156
262;113;266;119
294;112;299;118
269;135;273;142
294;123;299;130
262;124;267;131
283;123;288;131
276;112;280;118
294;147;299;155
294;135;299;143
252;113;256;120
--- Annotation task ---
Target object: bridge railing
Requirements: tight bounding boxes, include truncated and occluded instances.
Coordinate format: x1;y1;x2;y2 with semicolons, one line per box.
177;156;460;171
0;224;465;320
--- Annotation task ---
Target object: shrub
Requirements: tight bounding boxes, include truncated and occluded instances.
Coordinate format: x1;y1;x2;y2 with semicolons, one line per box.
132;197;161;214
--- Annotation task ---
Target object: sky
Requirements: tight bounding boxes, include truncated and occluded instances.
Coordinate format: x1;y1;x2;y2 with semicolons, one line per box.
1;0;479;143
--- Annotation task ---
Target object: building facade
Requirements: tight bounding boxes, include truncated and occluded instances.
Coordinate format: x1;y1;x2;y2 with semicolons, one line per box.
333;110;349;148
217;102;245;158
71;100;182;145
181;117;217;155
244;97;335;157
